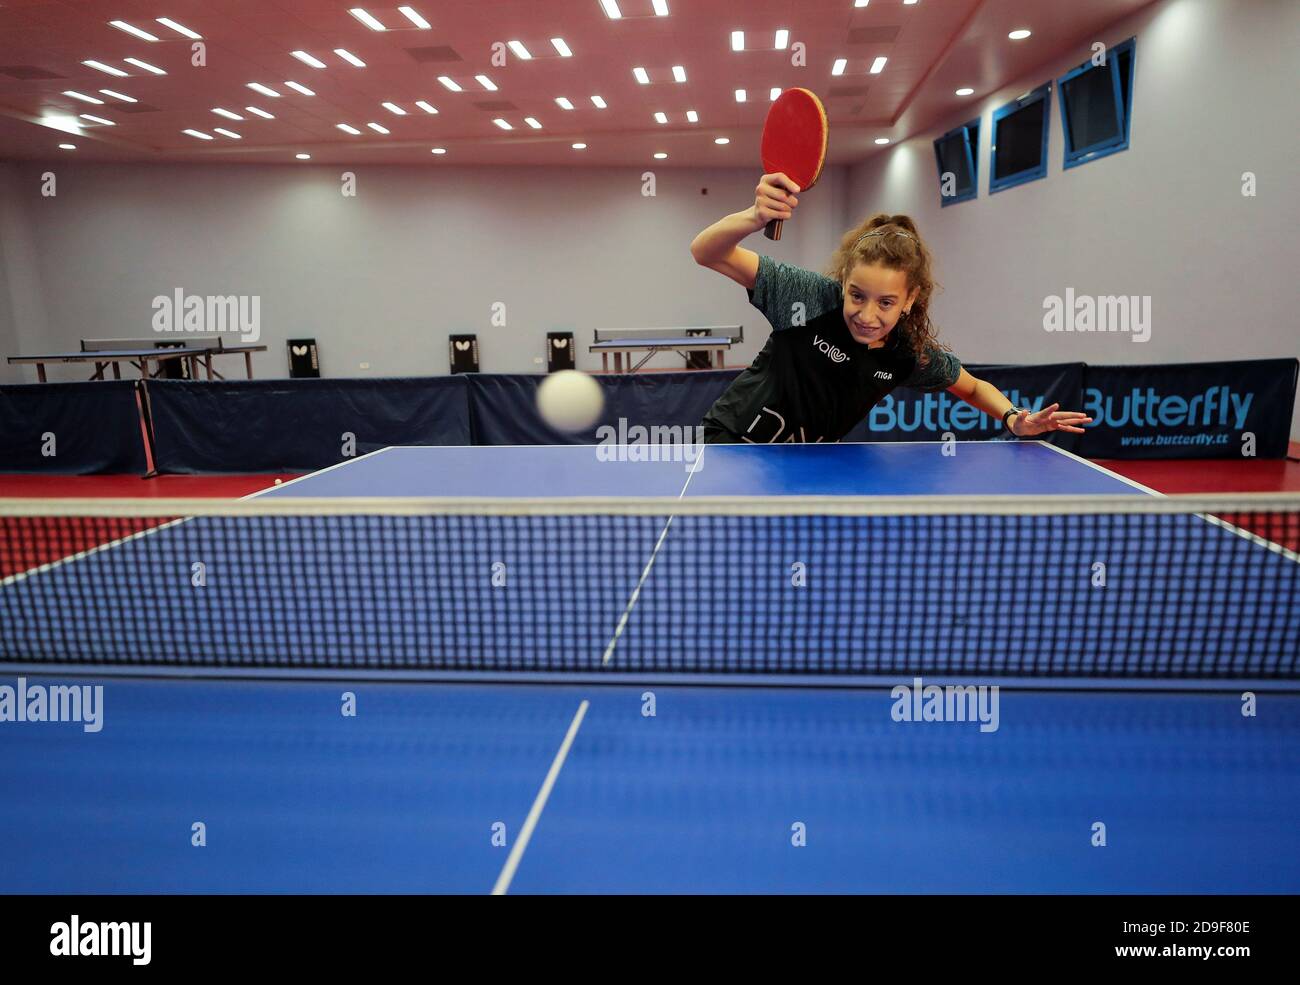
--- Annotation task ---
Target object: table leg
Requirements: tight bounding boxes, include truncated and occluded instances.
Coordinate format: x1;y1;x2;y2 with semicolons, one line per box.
716;348;724;369
36;364;47;383
112;362;121;379
204;354;213;380
601;352;608;373
91;362;106;381
244;352;254;379
134;379;159;479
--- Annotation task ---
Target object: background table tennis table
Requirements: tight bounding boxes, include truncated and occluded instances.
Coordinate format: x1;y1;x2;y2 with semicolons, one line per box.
7;339;268;382
7;346;211;382
590;325;741;372
2;442;1298;893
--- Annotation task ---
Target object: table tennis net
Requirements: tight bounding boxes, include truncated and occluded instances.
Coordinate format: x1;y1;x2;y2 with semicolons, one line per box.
2;495;1298;679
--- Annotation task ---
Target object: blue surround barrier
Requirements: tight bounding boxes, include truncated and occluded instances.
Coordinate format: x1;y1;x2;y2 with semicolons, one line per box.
0;359;1293;474
0;382;147;474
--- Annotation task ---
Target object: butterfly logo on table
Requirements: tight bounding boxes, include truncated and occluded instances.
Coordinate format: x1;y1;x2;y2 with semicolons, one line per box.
291;345;309;356
454;341;473;352
552;339;568;350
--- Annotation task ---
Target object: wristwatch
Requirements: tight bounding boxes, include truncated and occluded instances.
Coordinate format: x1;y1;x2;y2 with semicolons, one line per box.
1002;407;1020;433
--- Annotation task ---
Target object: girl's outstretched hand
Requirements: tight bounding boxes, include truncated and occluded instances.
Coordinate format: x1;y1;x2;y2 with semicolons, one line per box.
1010;403;1092;436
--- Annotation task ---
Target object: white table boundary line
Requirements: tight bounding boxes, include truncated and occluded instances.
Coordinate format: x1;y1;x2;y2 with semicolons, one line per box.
1035;440;1164;495
0;446;397;590
491;448;708;893
249;445;397;497
600;447;705;666
491;699;589;896
1038;441;1300;565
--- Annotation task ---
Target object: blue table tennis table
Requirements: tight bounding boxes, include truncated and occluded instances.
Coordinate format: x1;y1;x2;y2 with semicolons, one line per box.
2;441;1298;893
589;326;740;372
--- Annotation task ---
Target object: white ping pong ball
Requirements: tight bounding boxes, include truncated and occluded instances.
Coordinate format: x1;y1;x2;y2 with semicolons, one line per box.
536;370;605;433
274;479;282;485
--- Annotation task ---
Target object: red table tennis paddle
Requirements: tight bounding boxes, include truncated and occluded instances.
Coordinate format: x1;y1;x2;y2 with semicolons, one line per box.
761;88;829;241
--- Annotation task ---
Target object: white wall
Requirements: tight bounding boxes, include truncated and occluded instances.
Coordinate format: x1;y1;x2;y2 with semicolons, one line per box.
844;0;1300;437
0;159;847;383
0;163;46;374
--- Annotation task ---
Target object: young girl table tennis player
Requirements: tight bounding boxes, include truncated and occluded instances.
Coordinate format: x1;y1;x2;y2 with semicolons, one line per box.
690;172;1091;444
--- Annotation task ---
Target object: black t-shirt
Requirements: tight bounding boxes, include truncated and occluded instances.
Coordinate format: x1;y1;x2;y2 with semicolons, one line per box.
703;255;963;443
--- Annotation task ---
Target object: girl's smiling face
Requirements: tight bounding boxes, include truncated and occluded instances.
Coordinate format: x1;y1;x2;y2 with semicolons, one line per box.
842;261;919;348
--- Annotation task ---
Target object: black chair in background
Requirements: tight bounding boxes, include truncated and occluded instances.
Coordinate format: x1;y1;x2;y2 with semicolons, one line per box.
684;328;714;370
154;339;193;379
449;334;480;374
546;331;575;372
287;338;321;378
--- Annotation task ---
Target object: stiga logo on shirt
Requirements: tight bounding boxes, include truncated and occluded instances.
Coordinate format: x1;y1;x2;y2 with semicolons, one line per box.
812;335;849;363
873;370;894;380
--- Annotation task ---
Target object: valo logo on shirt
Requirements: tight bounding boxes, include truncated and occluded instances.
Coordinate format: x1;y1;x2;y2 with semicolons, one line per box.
812;335;849;364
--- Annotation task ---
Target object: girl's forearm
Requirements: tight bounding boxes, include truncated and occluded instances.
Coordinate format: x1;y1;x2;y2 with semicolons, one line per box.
690;208;765;263
965;378;1015;422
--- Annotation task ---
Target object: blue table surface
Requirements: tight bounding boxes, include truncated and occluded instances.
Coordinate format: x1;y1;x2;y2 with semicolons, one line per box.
2;679;1297;893
3;443;1298;893
262;441;1148;499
